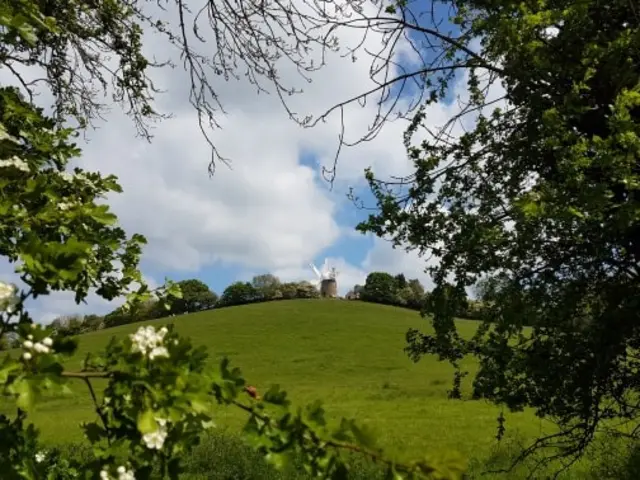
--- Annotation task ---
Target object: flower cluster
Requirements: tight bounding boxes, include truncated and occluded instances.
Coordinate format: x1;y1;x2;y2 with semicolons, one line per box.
0;281;19;313
0;156;30;172
35;451;46;464
100;465;135;480
22;334;54;360
130;326;170;360
142;418;169;450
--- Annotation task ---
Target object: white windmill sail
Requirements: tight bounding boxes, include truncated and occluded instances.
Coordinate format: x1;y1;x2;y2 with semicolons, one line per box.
309;263;322;280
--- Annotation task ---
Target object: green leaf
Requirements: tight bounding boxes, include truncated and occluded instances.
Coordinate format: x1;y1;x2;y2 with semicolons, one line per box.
0;362;21;384
82;422;106;443
349;421;377;450
137;410;158;434
9;378;35;411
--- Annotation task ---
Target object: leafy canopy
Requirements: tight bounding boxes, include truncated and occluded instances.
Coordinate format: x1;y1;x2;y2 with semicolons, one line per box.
358;0;640;468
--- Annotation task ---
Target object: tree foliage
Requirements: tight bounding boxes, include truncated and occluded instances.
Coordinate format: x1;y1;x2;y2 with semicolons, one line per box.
361;272;399;305
169;279;218;314
357;0;640;471
219;281;259;307
251;274;282;301
0;1;469;474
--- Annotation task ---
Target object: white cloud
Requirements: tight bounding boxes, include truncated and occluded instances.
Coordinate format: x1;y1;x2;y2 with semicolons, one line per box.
0;5;507;320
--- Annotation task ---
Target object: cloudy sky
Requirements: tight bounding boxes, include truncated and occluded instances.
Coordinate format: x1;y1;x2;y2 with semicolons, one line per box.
1;1;491;323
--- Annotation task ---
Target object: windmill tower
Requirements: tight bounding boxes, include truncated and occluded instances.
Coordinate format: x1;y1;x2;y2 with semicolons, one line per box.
309;258;338;298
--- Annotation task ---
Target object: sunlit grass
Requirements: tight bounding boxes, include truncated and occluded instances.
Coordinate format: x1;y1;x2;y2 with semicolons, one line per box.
0;299;612;478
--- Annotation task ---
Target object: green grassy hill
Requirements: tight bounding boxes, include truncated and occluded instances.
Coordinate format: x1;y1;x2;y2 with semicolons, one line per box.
10;299;548;468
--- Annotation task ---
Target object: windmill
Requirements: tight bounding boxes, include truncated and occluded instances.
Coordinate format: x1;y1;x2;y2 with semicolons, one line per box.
309;258;338;298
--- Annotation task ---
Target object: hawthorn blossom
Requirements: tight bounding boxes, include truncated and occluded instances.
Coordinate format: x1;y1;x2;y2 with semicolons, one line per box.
35;451;46;463
116;466;136;480
0;156;30;172
100;465;135;480
130;326;170;360
149;346;169;360
142;417;169;450
33;342;50;354
0;281;18;313
22;335;54;357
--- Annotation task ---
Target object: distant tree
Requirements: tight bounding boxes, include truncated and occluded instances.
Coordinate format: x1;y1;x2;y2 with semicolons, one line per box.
345;289;358;300
395;286;416;308
280;282;299;300
0;331;19;350
103;307;133;329
405;279;426;310
170;279;218;314
353;284;365;296
361;272;398;305
395;274;407;289
83;314;104;332
51;314;86;336
422;284;468;321
251;274;282;301
463;300;486;321
219;282;258;307
295;281;320;299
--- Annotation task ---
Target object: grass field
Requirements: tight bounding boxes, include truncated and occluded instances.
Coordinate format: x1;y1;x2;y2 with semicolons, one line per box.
2;299;631;478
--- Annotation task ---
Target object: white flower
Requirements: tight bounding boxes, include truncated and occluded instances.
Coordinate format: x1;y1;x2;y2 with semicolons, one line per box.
33;342;50;354
27;334;33;340
22;352;32;361
0;281;18;312
58;202;73;211
129;325;170;361
142;418;168;450
149;346;169;360
42;337;53;347
117;467;136;480
142;428;167;450
59;171;74;182
0;156;30;172
35;451;46;463
22;340;33;349
99;469;110;480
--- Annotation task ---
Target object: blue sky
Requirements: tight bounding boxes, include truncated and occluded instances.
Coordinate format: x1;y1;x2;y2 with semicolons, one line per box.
0;0;477;322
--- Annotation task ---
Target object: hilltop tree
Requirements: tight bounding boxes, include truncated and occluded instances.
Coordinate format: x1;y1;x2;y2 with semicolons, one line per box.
170;279;218;314
395;274;407;290
357;0;640;470
219;282;258;307
279;282;299;300
361;272;398;305
251;274;282;301
295;281;321;299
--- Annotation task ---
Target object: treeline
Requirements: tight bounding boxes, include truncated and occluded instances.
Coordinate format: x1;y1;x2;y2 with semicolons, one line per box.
1;272;487;346
44;275;322;337
348;272;486;320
